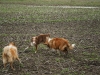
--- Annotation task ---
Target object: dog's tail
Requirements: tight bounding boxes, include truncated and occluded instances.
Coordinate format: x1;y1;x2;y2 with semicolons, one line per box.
69;44;75;50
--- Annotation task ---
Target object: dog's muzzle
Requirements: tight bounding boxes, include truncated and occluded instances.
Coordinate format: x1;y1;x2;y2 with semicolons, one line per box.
31;42;36;46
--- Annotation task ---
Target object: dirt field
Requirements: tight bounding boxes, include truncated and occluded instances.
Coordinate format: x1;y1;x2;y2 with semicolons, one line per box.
0;20;100;75
0;4;100;75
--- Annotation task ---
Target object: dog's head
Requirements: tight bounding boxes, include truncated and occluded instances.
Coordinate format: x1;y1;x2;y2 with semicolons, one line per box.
9;42;15;46
31;36;37;46
46;34;50;37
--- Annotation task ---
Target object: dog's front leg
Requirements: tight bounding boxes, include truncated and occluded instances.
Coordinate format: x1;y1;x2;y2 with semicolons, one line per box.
35;45;38;53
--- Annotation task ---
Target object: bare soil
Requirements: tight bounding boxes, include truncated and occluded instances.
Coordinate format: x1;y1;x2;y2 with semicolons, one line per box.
0;20;100;75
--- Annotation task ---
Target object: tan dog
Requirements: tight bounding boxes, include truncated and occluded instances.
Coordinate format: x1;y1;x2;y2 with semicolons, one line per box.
25;34;50;53
45;37;75;55
2;42;21;70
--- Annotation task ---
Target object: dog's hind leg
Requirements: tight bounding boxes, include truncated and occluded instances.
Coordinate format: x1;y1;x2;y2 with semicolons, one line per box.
2;55;7;69
16;57;22;64
10;62;15;70
63;47;68;55
8;57;15;70
65;50;68;55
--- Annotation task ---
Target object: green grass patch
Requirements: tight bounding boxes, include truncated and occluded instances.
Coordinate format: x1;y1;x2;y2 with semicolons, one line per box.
61;68;69;74
39;44;47;49
82;52;100;61
0;4;100;24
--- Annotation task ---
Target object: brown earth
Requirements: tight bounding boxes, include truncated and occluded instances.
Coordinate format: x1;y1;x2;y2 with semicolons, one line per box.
0;20;100;75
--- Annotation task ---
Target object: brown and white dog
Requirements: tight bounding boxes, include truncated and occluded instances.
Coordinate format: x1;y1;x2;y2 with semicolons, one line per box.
2;42;21;70
25;34;50;53
45;37;75;55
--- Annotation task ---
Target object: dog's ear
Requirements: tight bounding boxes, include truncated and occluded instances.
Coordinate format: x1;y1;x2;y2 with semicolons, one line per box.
13;42;15;46
47;34;50;37
35;36;38;40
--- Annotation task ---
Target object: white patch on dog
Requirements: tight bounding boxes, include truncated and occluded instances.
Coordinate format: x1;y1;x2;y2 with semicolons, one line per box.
32;37;36;44
48;38;52;42
31;42;34;46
